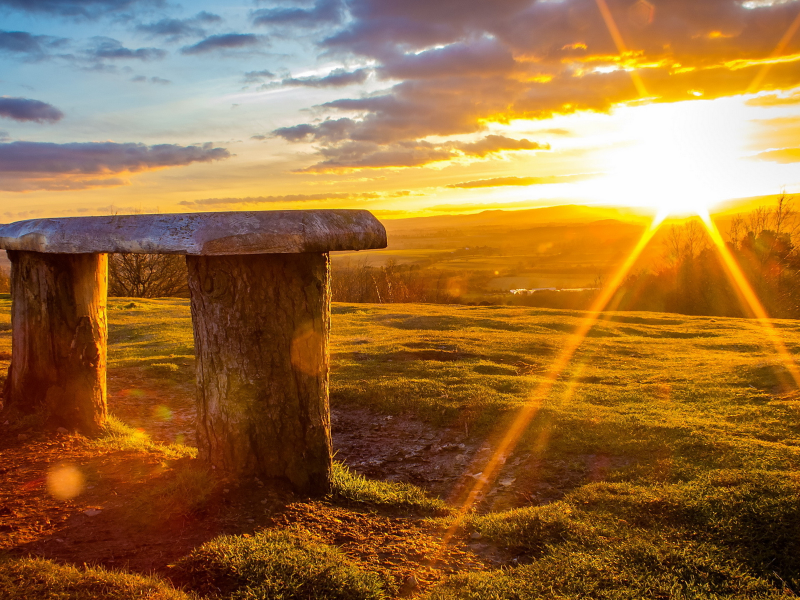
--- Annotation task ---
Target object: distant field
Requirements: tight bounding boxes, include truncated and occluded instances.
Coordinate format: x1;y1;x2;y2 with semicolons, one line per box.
2;298;800;598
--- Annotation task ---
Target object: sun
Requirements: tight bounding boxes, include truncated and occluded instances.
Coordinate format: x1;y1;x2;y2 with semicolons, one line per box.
588;99;754;217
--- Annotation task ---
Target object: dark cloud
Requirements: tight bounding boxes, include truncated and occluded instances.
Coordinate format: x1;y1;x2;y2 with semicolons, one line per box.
297;135;546;172
275;0;800;171
136;12;222;42
251;0;343;28
455;135;547;157
0;141;229;173
447;174;596;188
243;69;276;83
274;118;355;143
0;30;66;60
281;67;370;88
0;97;64;123
181;33;266;55
0;0;163;19
87;37;165;60
194;11;222;24
0;30;44;55
0;141;230;191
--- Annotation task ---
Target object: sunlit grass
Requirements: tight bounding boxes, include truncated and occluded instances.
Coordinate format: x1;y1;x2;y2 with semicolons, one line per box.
4;298;800;597
94;415;196;460
430;470;800;598
173;530;388;600
0;556;193;600
331;461;448;515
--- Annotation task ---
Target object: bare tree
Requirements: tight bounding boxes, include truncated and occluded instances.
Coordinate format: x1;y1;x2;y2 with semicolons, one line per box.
748;205;770;236
664;224;685;266
108;253;188;298
683;219;710;259
729;214;745;245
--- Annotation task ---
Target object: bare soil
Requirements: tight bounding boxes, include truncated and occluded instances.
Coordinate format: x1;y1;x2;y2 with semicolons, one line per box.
0;368;618;594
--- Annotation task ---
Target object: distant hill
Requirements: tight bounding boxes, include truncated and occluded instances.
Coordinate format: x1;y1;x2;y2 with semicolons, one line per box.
382;204;654;234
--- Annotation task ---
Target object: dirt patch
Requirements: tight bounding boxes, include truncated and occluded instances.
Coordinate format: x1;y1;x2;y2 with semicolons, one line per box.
0;434;223;574
0;366;628;594
332;407;482;501
270;502;495;591
108;366;197;446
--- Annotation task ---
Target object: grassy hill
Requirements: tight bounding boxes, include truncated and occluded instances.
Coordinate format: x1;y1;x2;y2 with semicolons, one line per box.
1;298;800;598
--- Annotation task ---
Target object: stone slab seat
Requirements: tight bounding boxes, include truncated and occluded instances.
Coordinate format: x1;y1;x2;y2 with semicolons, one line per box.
0;209;387;495
0;209;387;255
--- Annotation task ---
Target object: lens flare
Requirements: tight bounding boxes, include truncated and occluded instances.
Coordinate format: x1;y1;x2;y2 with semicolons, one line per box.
699;211;800;387
747;7;800;94
595;0;649;98
432;212;667;556
47;464;84;501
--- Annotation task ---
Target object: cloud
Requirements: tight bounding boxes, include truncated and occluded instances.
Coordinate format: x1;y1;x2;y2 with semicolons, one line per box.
0;0;163;19
86;36;165;60
0;30;44;56
0;30;66;60
755;147;800;163
0;141;230;191
181;33;267;55
251;0;343;28
179;191;379;208
447;174;596;188
0;141;229;173
274;118;355;143
136;12;222;42
747;88;800;106
130;75;171;84
274;0;800;171
0;97;64;123
281;67;370;88
455;135;547;157
295;135;547;172
0;131;9;142
243;68;275;83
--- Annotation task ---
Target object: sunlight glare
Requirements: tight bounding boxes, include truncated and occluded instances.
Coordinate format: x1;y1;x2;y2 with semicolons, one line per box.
595;101;750;216
47;464;84;501
432;212;667;559
700;211;800;388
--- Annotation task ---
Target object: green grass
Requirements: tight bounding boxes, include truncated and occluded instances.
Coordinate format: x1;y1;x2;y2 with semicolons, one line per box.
94;415;197;460
172;530;387;600
107;298;195;368
0;556;193;599
331;461;448;515
5;299;800;597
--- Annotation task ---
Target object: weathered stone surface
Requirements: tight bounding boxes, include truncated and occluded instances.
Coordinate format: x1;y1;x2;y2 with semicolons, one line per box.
0;210;386;255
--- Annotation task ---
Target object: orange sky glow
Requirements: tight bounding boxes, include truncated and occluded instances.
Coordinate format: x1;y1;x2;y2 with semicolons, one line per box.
1;0;799;220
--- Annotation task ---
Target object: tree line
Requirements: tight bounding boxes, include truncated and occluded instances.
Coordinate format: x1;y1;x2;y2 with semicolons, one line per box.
3;197;797;320
616;195;800;318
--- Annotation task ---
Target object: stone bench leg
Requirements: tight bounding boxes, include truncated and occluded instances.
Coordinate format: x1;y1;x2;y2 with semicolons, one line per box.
2;250;108;434
186;252;332;495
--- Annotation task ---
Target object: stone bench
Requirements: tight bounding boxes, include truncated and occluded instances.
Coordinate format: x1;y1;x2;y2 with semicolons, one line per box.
0;210;387;494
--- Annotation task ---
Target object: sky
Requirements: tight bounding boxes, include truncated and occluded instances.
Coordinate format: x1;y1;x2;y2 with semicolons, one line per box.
1;0;799;221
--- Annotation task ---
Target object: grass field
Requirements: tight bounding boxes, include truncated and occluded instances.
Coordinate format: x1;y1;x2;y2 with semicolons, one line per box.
1;297;800;598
